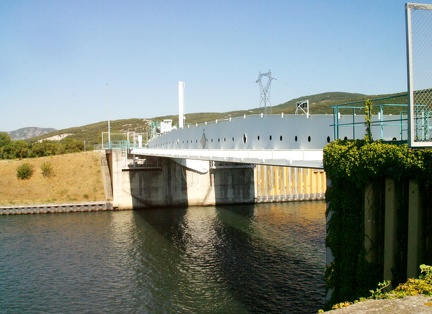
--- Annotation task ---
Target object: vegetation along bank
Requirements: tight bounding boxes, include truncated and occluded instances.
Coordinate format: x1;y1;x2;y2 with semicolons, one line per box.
324;139;432;309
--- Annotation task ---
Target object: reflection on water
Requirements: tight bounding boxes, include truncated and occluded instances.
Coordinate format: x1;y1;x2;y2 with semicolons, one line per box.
0;202;325;313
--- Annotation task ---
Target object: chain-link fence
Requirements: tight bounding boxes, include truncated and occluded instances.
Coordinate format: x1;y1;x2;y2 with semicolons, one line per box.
406;3;432;146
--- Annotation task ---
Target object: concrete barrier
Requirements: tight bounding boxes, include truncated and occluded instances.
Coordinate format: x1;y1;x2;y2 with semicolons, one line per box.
0;202;113;215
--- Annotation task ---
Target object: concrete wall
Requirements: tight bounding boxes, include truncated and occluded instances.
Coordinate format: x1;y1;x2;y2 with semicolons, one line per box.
108;151;326;209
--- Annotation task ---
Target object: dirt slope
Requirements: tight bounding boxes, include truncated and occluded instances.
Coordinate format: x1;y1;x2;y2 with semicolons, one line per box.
0;151;106;205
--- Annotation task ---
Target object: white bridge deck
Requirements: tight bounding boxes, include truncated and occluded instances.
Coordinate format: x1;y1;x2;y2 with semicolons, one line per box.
131;147;324;169
129;112;407;170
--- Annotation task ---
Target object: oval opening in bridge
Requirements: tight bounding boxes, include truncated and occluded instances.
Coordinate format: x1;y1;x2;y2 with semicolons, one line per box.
308;136;311;142
280;135;283;141
243;134;247;144
327;136;331;143
295;136;298;142
269;135;272;141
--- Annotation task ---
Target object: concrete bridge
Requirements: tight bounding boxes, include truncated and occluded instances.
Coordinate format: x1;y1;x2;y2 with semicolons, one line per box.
127;98;408;171
106;100;408;210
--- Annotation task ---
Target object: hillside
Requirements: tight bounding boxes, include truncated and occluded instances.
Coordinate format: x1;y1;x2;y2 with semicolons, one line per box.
16;91;409;147
0;151;106;205
29;118;150;149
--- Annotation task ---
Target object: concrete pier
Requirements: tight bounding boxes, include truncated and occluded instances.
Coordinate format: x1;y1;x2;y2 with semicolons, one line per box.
107;150;326;209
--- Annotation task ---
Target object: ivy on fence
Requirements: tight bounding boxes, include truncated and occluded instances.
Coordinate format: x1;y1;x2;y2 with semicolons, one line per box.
323;139;432;309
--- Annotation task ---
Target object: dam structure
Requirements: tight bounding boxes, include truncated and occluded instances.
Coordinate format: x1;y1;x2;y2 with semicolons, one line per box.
106;95;407;210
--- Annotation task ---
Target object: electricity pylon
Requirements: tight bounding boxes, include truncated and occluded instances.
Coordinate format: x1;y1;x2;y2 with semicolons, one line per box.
256;69;276;114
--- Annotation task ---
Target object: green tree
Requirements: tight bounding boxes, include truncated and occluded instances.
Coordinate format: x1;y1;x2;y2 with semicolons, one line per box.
1;144;15;159
0;132;12;147
62;138;84;153
13;140;30;159
30;141;63;157
0;132;12;159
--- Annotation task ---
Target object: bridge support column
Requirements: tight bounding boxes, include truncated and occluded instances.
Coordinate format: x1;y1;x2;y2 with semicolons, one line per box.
111;150;133;209
407;180;422;278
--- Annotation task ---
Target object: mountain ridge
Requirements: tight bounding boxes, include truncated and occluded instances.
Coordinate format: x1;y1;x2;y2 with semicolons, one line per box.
8;127;57;140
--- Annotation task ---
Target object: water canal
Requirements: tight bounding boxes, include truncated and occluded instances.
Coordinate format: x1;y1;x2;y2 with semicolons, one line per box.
0;201;326;313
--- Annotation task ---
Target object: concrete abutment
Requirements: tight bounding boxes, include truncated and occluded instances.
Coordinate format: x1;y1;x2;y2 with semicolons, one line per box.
107;151;326;210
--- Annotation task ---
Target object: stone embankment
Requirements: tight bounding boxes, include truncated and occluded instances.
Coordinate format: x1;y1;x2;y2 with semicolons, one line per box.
0;202;113;215
326;295;432;313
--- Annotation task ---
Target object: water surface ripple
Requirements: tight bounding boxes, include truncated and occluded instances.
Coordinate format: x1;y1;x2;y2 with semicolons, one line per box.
0;202;326;313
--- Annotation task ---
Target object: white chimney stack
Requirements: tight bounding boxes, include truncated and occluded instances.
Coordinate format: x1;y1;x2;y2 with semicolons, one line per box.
178;81;185;129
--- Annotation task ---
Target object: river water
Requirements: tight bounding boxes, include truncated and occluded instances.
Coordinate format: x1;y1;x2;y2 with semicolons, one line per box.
0;202;326;313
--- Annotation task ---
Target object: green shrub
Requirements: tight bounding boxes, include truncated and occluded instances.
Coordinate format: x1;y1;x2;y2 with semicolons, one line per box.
16;163;34;180
326;265;432;311
41;162;54;178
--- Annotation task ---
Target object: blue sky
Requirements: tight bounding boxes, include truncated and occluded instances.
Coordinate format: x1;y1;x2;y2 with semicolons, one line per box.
0;0;423;131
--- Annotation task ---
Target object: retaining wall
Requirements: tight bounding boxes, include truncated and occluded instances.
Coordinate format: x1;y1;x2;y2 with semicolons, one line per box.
0;202;113;215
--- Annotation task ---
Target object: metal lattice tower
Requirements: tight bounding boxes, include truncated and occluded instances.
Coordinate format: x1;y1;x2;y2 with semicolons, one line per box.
256;69;276;114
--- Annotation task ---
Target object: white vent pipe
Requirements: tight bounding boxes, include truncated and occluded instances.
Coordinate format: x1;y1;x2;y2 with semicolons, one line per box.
178;81;185;129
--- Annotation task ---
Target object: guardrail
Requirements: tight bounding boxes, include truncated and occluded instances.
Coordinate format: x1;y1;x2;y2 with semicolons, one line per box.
331;95;409;141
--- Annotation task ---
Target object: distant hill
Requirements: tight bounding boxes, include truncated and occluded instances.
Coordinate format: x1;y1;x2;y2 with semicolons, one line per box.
10;90;409;147
9;127;56;140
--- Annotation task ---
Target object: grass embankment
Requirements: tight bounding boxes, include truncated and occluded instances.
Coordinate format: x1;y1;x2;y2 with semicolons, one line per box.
0;151;106;205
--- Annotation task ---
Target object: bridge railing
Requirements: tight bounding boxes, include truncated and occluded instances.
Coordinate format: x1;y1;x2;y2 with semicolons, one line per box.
331;95;409;141
101;132;147;150
153;112;290;137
